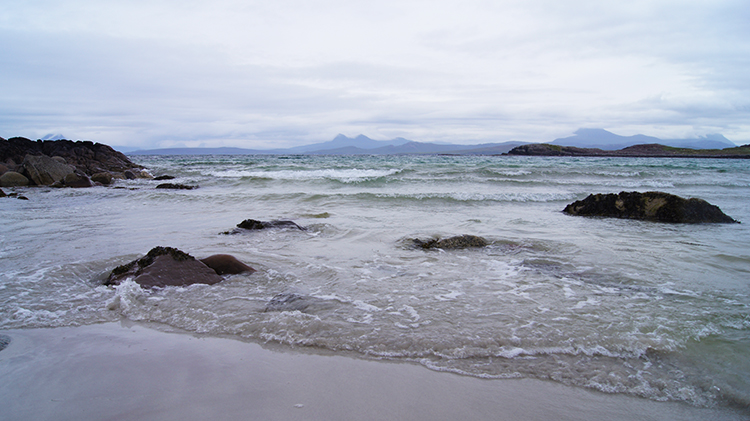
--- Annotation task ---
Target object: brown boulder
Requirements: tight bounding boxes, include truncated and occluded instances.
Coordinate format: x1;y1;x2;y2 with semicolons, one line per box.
200;254;256;275
106;247;223;288
563;191;739;223
23;154;74;185
63;171;93;188
91;172;113;185
0;171;29;187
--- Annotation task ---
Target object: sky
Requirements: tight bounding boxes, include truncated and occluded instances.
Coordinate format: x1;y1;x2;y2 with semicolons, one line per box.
1;0;749;149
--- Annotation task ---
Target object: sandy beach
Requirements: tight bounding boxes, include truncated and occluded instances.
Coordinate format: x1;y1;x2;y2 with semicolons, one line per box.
0;322;743;421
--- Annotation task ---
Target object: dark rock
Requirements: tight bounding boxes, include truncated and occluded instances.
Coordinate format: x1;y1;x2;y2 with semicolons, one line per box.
0;137;145;176
124;170;138;179
22;154;74;185
17;195;29;200
154;175;175;180
156;183;198;190
105;246;223;288
0;171;29;187
0;188;5;197
63;171;93;188
91;172;113;185
200;254;256;275
236;219;306;231
563;191;739;223
0;334;10;352
412;235;489;250
0;163;8;175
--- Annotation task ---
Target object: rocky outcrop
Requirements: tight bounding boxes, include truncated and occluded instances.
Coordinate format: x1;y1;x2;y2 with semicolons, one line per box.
200;254;256;275
411;235;489;250
563;191;739;223
1;137;148;185
0;171;29;187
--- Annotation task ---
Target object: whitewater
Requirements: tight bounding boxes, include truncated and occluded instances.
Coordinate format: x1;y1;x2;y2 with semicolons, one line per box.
1;154;749;414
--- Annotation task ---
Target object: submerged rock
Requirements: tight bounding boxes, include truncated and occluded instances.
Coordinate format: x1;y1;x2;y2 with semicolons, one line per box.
156;183;198;190
412;235;489;250
0;334;10;352
105;246;223;288
200;254;256;275
154;175;175;180
563;191;739;223
226;219;307;233
264;293;311;312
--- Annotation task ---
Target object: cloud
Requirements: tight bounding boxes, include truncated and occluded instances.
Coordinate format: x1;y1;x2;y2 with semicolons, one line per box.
1;0;749;147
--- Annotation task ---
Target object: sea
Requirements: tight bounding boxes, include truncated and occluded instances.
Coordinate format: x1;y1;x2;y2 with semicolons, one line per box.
2;154;749;413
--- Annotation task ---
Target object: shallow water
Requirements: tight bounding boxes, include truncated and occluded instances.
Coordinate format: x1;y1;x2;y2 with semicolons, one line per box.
2;155;749;412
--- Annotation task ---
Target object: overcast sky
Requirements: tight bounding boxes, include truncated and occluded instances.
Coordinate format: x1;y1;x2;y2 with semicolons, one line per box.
1;0;748;149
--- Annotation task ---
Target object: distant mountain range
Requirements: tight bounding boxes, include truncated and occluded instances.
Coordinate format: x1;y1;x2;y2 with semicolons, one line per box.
124;129;739;155
126;134;528;155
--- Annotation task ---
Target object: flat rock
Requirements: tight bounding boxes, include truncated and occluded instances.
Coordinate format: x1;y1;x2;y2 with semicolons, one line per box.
563;191;739;223
412;235;489;250
106;246;223;288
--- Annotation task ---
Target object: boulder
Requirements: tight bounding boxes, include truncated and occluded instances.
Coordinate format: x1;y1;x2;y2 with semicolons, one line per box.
236;219;306;231
0;171;29;187
22;154;74;185
412;235;489;250
200;254;256;275
0;163;8;175
62;171;93;188
154;175;175;180
563;191;739;223
91;172;113;185
105;246;223;288
0;188;5;197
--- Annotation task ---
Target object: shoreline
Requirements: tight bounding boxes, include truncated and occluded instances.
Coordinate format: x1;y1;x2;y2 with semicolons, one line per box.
1;323;744;421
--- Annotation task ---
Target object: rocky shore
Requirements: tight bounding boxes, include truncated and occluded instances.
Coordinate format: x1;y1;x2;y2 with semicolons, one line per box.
0;137;150;188
506;143;750;158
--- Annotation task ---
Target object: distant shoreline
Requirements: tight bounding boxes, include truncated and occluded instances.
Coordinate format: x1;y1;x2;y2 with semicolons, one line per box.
502;143;750;159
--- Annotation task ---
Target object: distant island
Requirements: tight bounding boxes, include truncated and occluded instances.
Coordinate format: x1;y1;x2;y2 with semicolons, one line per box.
505;143;750;158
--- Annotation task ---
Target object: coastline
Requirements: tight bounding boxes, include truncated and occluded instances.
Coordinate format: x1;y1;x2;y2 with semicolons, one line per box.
0;323;744;421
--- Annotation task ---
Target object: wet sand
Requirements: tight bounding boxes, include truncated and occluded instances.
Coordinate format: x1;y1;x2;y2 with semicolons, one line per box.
0;323;743;421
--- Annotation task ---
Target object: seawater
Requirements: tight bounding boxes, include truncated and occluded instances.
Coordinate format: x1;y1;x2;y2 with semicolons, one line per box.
1;155;749;411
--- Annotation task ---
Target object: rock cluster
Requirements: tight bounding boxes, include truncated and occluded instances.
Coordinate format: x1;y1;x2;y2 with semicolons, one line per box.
0;137;149;187
105;246;255;288
563;191;739;223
